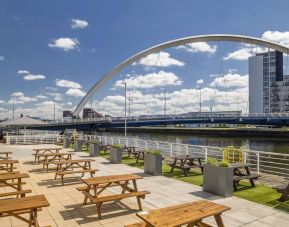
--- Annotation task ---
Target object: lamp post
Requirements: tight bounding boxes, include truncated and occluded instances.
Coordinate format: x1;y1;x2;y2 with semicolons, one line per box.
124;82;127;138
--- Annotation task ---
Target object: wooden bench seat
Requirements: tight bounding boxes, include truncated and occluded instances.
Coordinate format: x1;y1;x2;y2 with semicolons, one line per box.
55;169;96;185
0;171;20;175
273;183;289;202
90;191;150;204
76;182;126;191
0;189;32;198
233;173;261;191
0;181;26;187
125;221;212;227
168;163;191;176
0;208;42;218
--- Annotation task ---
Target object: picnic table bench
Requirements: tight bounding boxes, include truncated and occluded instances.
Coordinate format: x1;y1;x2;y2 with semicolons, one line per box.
53;159;96;185
273;182;289;202
0;159;19;172
41;152;73;172
135;151;145;163
0;151;12;160
0;173;31;198
32;147;62;163
0;194;50;227
122;146;138;158
169;155;203;176
79;173;150;218
232;163;261;191
126;200;230;227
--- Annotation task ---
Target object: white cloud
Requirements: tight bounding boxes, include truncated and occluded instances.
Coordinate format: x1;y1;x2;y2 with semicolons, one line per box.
9;92;38;104
46;92;63;101
0;56;4;61
56;79;82;89
136;52;185;67
114;71;183;89
48;38;79;51
223;48;253;61
0;100;5;104
177;42;217;54
196;79;204;84
35;95;47;99
71;19;89;29
17;70;46;80
66;88;86;97
12;92;24;97
210;73;248;88
262;31;289;47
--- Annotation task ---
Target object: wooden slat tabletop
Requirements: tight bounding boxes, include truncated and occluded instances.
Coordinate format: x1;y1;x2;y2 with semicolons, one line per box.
137;200;230;227
0;152;12;154
53;159;94;164
0;195;50;213
33;148;62;151
82;173;142;185
0;160;19;164
40;153;72;157
0;173;29;181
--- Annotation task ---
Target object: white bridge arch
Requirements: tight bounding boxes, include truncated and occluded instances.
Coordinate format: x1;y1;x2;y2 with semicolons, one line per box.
73;34;289;116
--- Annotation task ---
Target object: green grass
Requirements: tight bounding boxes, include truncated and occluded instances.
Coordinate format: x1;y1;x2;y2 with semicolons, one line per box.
97;152;289;212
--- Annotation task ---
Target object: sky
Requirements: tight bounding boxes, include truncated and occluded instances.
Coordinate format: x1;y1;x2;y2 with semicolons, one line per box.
1;0;289;119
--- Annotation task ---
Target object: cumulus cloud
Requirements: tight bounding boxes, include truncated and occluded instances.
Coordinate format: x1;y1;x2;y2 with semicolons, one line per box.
196;79;204;84
66;88;86;97
210;73;248;88
48;38;79;51
177;42;217;54
17;70;46;80
56;79;82;89
136;52;185;67
114;71;183;89
9;92;39;104
223;48;253;61
46;92;63;101
71;19;89;29
0;100;5;104
262;31;289;47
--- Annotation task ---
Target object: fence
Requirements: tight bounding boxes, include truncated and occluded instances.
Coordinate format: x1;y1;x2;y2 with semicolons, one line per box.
6;135;62;145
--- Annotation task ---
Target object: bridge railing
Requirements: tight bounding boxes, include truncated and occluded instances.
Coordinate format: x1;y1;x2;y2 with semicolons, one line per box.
78;134;289;183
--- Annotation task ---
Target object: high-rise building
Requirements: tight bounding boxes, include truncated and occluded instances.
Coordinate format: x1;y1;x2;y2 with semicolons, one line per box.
249;51;289;113
82;108;102;119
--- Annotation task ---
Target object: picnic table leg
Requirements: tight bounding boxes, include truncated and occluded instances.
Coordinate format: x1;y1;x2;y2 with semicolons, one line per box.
132;180;143;211
170;158;177;174
96;202;102;219
278;190;289;202
136;152;141;163
214;214;225;227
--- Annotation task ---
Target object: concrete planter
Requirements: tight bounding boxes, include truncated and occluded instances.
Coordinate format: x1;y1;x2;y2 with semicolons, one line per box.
144;153;162;176
203;164;234;198
89;143;99;157
110;147;122;164
63;137;70;148
74;140;83;152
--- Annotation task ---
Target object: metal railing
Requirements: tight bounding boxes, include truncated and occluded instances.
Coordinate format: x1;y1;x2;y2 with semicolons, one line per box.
6;135;62;145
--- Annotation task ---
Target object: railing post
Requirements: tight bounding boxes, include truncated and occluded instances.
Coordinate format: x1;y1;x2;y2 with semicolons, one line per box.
244;151;247;163
145;141;148;150
185;146;188;155
204;147;208;162
156;142;159;150
170;144;173;157
257;152;260;174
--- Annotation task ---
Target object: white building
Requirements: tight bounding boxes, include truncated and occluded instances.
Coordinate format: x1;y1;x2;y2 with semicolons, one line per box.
249;51;289;113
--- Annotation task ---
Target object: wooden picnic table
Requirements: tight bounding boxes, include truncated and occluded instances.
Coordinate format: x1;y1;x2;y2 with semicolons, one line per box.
0;173;31;198
0;151;12;160
169;154;203;176
41;153;73;172
80;173;150;218
32;147;62;163
0;159;19;172
232;163;261;191
0;194;50;227
53;159;96;185
135;150;145;163
131;200;230;227
122;146;138;157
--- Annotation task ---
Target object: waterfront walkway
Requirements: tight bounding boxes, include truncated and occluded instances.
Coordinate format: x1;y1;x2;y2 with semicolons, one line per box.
1;144;289;227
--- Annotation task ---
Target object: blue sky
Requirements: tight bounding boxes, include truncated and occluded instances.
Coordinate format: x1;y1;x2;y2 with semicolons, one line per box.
1;0;289;119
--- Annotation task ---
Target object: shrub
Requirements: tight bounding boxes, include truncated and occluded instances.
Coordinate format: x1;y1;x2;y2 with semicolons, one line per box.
219;160;230;167
206;157;218;166
145;149;161;155
112;144;122;149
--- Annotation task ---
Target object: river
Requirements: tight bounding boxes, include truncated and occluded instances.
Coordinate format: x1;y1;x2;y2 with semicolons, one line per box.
94;130;289;154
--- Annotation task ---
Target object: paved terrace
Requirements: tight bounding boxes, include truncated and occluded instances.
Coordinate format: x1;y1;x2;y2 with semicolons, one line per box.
1;144;289;227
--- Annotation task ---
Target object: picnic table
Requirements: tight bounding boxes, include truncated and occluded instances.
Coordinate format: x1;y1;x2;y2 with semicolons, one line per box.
0;173;31;198
0;151;12;160
122;146;138;157
135;150;145;163
53;159;96;185
126;200;230;227
169;155;203;176
0;159;19;172
32;147;62;163
0;194;50;227
232;163;261;191
79;173;150;218
41;153;73;172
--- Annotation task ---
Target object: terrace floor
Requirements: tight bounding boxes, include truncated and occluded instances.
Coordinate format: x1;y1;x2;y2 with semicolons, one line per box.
1;144;289;227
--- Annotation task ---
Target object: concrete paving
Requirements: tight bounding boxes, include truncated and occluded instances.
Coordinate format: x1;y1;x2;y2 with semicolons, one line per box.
0;143;289;227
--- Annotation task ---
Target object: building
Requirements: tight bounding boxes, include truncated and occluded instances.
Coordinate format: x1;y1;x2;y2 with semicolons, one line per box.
249;51;289;113
82;108;102;119
63;110;73;118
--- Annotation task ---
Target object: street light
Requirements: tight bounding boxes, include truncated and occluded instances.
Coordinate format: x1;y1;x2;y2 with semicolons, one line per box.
124;82;127;138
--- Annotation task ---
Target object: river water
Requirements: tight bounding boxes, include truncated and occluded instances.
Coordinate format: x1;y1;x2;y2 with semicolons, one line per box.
94;131;289;154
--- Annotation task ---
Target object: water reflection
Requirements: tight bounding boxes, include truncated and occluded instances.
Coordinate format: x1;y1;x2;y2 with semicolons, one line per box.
93;131;289;154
